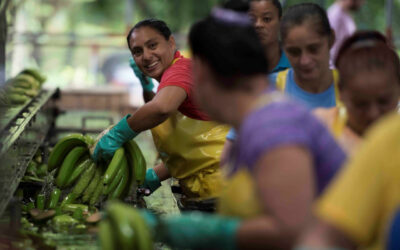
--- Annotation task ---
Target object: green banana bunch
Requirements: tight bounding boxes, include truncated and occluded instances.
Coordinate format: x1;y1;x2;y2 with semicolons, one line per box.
99;201;153;250
48;133;146;207
0;70;46;106
19;68;47;85
13;74;40;89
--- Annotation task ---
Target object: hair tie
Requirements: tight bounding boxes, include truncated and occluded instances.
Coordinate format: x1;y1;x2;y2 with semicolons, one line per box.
211;7;252;26
350;39;384;50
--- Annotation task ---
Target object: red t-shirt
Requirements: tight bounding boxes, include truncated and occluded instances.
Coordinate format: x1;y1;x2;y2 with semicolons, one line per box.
158;51;209;121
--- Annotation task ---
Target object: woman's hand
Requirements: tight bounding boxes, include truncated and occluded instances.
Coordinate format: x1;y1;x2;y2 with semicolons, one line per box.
138;163;171;195
130;58;154;92
92;115;138;163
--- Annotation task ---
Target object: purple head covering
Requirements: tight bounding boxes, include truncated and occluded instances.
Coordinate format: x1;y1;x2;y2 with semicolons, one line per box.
211;7;252;26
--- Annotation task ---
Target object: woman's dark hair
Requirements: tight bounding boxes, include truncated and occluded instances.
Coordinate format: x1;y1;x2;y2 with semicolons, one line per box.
335;31;400;89
280;3;332;42
126;18;171;50
251;0;282;18
223;0;250;11
189;0;268;90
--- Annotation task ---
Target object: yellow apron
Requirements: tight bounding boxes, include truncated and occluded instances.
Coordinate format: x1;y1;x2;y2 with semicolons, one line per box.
276;68;343;107
150;56;229;199
217;169;263;218
151;112;229;199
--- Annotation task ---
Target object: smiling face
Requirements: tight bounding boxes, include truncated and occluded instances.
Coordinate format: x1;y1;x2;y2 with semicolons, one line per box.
283;22;332;83
249;0;280;47
129;26;176;81
341;69;400;136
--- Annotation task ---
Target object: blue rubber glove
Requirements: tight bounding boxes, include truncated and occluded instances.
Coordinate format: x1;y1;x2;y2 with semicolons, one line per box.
93;115;138;163
144;211;240;250
141;168;162;193
129;58;154;92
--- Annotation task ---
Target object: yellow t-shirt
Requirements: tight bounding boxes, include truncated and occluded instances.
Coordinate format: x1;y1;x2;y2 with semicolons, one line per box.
315;113;400;250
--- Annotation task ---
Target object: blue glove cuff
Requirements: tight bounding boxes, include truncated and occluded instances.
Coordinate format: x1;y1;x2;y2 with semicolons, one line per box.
144;168;161;192
139;210;158;228
116;114;138;140
161;213;241;250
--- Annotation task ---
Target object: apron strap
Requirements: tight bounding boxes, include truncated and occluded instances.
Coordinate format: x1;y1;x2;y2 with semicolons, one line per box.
276;69;289;91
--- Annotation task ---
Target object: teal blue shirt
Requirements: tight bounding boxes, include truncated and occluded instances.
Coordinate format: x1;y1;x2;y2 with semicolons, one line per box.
270;51;291;74
270;69;337;109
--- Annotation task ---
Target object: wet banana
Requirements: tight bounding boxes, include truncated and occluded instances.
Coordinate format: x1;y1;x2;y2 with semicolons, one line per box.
48;134;88;171
55;146;88;188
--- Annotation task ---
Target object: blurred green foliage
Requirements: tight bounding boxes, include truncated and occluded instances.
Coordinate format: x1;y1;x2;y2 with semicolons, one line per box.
5;0;399;88
76;0;221;33
284;0;400;42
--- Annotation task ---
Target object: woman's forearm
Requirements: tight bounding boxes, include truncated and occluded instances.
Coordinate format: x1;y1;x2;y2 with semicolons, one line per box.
127;101;170;133
127;86;187;133
237;216;300;250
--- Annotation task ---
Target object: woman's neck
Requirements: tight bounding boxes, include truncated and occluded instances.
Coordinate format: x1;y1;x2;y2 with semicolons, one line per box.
231;76;269;130
295;69;333;94
265;41;281;73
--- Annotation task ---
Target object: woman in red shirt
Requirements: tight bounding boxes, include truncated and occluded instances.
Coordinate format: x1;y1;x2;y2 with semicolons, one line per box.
93;19;228;204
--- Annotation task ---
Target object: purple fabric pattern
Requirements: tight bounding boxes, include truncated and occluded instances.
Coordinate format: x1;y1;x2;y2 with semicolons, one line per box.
229;94;346;195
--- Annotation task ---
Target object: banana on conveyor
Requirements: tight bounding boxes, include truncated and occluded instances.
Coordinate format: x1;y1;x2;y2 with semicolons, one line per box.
7;86;38;97
19;69;47;85
8;93;29;104
13;74;40;89
48;188;61;209
55;146;88;188
61;193;78;206
48;134;89;171
36;194;45;210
